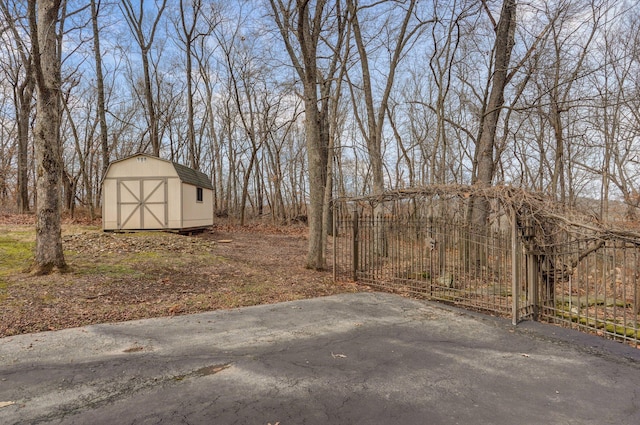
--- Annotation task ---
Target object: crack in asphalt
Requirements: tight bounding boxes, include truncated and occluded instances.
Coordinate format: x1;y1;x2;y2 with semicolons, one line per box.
16;362;233;424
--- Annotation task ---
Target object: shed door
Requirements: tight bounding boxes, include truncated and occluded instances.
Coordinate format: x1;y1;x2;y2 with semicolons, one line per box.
117;178;168;229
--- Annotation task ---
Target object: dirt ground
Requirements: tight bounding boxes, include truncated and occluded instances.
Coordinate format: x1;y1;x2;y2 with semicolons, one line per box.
0;216;362;338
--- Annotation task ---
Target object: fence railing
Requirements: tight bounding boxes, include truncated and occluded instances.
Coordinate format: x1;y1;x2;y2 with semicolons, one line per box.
536;235;640;346
332;208;640;347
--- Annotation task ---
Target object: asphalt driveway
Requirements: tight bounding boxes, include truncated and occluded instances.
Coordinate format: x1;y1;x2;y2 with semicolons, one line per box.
1;292;640;424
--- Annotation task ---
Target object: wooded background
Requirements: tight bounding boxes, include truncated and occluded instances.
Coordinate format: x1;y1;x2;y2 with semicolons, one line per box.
1;1;639;242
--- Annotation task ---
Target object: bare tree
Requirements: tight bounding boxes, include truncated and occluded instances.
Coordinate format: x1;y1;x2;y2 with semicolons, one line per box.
590;5;640;221
28;0;67;274
263;101;304;223
1;0;34;213
216;22;265;225
90;0;110;180
0;84;16;204
60;78;102;218
174;0;218;170
469;0;517;228
545;1;602;204
426;0;473;185
119;0;167;157
346;0;429;254
269;0;346;270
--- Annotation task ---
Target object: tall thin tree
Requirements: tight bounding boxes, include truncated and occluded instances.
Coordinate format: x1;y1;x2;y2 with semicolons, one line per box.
91;0;110;180
346;0;428;254
269;0;344;269
1;0;34;213
470;0;517;228
120;0;167;157
176;0;212;170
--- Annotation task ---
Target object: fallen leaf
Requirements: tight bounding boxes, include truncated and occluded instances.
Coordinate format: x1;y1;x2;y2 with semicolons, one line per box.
0;401;15;408
0;223;356;339
123;346;144;353
168;304;182;315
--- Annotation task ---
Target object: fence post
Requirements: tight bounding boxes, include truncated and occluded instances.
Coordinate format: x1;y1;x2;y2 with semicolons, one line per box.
352;209;359;282
512;208;519;325
523;217;539;321
527;251;539;320
332;201;337;282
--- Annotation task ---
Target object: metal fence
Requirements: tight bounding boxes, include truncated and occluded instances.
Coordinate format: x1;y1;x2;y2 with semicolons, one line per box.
536;233;640;346
332;209;533;321
332;205;640;348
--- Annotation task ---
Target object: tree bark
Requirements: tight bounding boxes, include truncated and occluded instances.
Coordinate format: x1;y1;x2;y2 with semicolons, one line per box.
179;0;202;170
29;0;67;274
470;0;517;228
270;0;340;270
90;0;110;180
16;71;34;214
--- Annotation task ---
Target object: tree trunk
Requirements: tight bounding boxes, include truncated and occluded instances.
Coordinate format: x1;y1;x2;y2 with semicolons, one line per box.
90;0;110;180
470;0;517;228
347;0;422;256
300;32;327;269
17;76;34;213
179;0;202;170
29;0;67;274
120;0;167;157
302;74;327;269
1;0;36;213
269;0;337;270
141;51;159;156
549;99;565;203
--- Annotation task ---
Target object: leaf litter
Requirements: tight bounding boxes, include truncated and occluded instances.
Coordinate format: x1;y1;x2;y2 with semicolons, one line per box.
0;218;362;338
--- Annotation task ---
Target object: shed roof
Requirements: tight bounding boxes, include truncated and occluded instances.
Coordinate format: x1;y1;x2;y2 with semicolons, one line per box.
106;153;214;190
172;161;214;190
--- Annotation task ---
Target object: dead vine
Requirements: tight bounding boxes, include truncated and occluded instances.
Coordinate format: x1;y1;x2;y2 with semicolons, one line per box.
335;184;640;283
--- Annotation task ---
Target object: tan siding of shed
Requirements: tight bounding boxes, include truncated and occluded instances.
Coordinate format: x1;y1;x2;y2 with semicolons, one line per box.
102;154;213;231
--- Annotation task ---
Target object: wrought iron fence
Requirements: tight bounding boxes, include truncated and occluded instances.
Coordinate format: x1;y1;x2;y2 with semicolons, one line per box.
332;204;640;348
536;233;640;346
333;209;532;320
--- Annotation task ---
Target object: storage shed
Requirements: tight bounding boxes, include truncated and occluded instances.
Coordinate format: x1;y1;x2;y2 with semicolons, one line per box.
102;153;214;231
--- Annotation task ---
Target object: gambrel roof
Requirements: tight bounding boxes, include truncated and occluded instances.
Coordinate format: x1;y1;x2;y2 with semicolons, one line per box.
172;161;214;190
108;153;213;190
